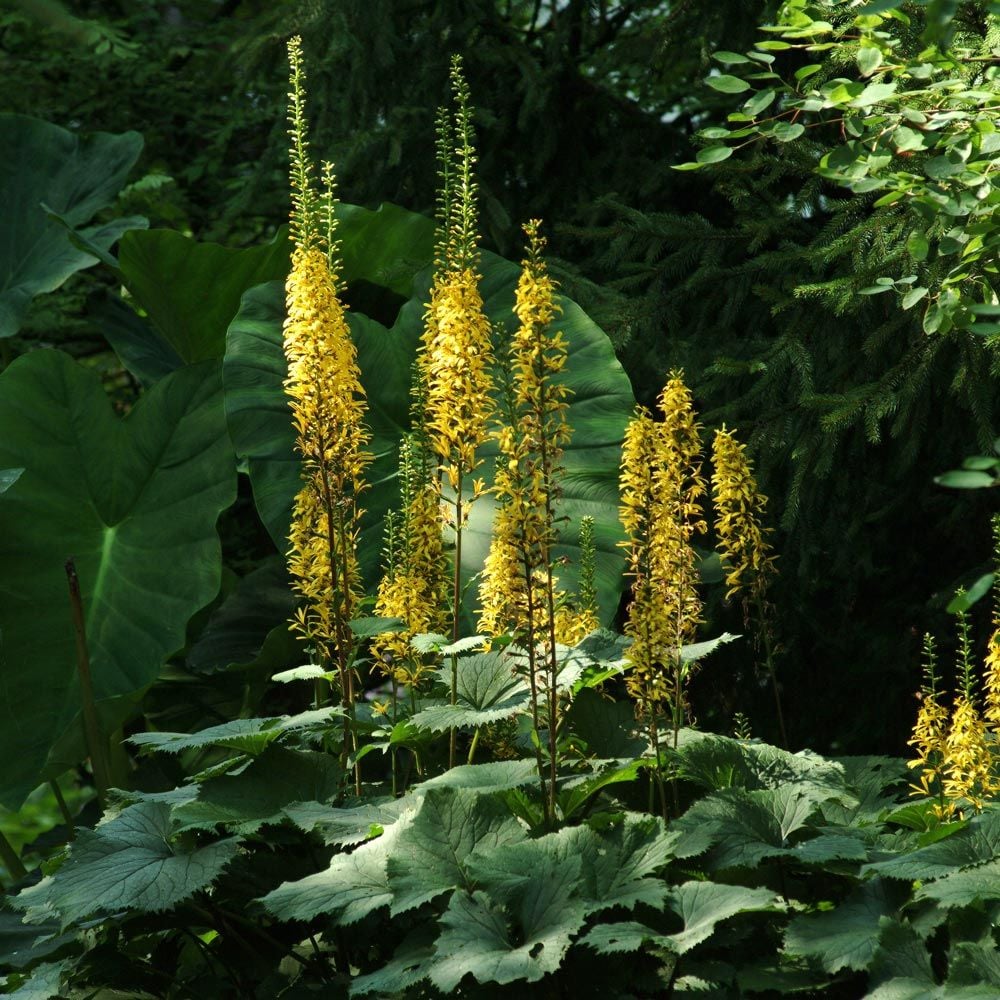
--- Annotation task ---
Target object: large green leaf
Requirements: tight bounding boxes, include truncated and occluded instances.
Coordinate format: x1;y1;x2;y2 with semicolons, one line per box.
410;652;531;732
0;352;235;808
12;802;240;928
0;114;144;338
428;850;588;990
665;881;779;955
784;880;909;974
223;203;634;617
116;228;289;368
172;746;343;834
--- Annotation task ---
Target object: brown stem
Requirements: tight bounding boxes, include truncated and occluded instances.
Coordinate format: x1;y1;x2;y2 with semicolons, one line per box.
755;592;788;749
65;558;111;806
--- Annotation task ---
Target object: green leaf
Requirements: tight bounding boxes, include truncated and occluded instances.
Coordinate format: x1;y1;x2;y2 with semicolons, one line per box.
863;810;1000;881
0;354;235;808
0;469;23;495
772;122;806;142
901;287;929;310
712;51;753;66
127;707;342;757
915;857;1000;907
850;81;897;108
171;746;343;834
419;760;540;792
934;470;995;489
185;557;297;673
386;788;527;913
857;45;882;77
744;89;777;117
117;228;288;371
283;797;409;846
428;856;587;989
665;881;778;954
696;146;733;165
0;114;144;338
410;652;530;731
948;573;995;612
223;204;634;620
707;75;752;94
672;783;845;870
1;959;71;999
262;806;417;924
558;758;649;820
350;927;436;997
13;802;240;928
348;615;406;638
564;687;647;758
784;880;908;973
578;921;668;955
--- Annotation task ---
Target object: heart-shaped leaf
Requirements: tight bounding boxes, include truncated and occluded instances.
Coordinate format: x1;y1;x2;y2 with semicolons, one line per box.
0;114;145;338
0;351;235;808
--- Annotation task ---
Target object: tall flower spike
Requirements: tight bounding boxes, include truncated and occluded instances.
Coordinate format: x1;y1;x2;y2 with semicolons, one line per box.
711;427;776;601
284;37;372;682
419;58;493;501
478;220;572;642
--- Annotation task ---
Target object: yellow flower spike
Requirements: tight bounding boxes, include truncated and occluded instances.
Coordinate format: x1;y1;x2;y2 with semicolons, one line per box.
283;38;372;687
907;690;949;803
711;427;776;600
941;694;996;818
984;626;1000;731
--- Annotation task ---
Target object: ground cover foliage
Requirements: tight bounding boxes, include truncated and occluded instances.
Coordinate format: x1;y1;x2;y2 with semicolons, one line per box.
6;1;1000;997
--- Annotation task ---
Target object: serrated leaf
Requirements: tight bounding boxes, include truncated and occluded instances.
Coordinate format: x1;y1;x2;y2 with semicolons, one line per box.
666;882;778;954
350;926;436;997
440;635;489;655
863;810;1000;881
419;759;539;792
13;802;240;928
428;854;587;990
915;858;1000;907
409;632;450;653
673;783;844;870
386;788;526;914
2;959;72;999
127;707;343;757
784;881;910;973
790;832;869;864
283;798;408;846
171;745;343;833
411;652;530;732
271;664;329;683
262;806;416;923
578;921;668;955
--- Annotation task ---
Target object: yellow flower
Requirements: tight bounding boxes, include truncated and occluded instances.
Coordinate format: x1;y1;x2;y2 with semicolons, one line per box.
478;221;573;646
711;427;776;600
420;266;495;495
620;371;706;714
283;38;371;669
907;690;949;807
941;694;996;818
983;626;1000;730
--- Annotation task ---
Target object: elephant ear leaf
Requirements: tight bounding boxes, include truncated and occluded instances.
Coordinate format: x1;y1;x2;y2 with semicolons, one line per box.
0;351;235;809
223;202;633;622
0;113;145;338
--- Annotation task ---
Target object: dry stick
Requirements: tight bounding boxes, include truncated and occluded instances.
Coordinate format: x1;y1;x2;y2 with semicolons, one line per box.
0;830;26;882
65;558;111;807
50;780;75;840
